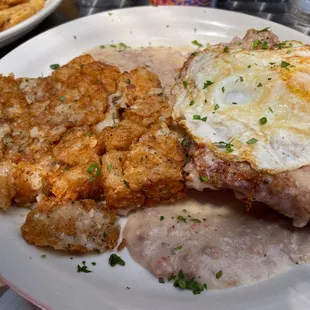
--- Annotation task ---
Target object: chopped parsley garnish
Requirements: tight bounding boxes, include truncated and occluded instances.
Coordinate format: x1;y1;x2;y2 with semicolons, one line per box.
77;261;92;273
193;115;207;122
216;270;223;279
159;277;165;283
247;65;251;68
125;79;131;84
87;163;101;182
169;270;206;295
191;40;203;48
239;76;244;82
119;42;129;49
50;64;60;70
41;254;46;259
160;215;165;221
268;107;274;113
199;175;209;183
257;27;270;33
107;163;112;173
109;254;125;267
85;131;92;137
214;104;219;111
232;102;237;105
253;39;261;49
222;86;225;93
91;262;96;266
268;78;272;80
174;245;183;251
108;12;112;15
247;138;258;144
123;180;129;188
203;80;214;89
262;41;268;49
189;100;195;106
190;219;201;223
104;232;107;239
223;45;229;53
257;82;263;87
214;141;234;153
191;51;198;57
276;41;293;49
59;96;65;101
281;60;291;69
177;215;186;223
182;81;188;88
100;45;105;48
181;138;190;147
259;117;267;125
269;62;275;65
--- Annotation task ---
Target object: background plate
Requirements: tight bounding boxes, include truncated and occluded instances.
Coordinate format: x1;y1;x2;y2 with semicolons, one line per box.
1;6;310;310
0;0;62;48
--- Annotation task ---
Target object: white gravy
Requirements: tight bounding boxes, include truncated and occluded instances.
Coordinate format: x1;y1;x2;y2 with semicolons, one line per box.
124;190;310;289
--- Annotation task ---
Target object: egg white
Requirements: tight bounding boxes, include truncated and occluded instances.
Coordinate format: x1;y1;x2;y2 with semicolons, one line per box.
173;43;310;173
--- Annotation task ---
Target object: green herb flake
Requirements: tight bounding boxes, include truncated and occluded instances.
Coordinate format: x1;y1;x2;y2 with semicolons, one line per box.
253;39;261;49
257;82;263;87
247;138;258;145
262;41;268;49
239;76;244;82
85;131;92;137
281;61;290;69
123;180;129;188
181;138;190;147
203;80;214;89
191;40;203;48
191;51;198;57
223;45;229;53
100;45;105;49
201;116;207;122
189;100;195;106
257;27;270;33
182;81;188;88
125;79;131;84
41;254;47;259
174;245;183;251
276;41;287;49
268;107;274;113
160;215;165;221
77;262;92;273
259;117;267;125
107;163;112;173
119;42;129;49
193;115;201;120
199;175;209;183
159;277;165;283
59;96;65;101
216;270;223;279
103;232;107;239
222;86;225;93
87;163;101;182
50;64;60;70
190;219;201;223
232;102;238;105
108;12;112;15
214;104;219;111
247;65;251;68
168;274;176;281
172;269;206;295
177;215;186;223
91;262;96;266
109;254;125;267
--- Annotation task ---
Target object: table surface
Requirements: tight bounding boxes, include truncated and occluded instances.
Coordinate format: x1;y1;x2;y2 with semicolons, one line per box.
0;0;310;308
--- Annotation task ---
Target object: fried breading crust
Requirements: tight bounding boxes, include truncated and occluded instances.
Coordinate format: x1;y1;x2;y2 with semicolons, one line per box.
21;198;119;253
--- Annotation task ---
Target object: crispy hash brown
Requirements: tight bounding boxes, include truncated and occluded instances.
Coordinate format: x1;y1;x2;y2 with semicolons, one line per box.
1;54;186;252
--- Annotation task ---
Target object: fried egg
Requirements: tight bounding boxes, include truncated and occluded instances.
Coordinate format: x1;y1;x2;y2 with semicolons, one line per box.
173;42;310;174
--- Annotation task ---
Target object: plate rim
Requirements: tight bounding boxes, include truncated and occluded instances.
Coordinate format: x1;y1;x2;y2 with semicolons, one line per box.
1;6;310;310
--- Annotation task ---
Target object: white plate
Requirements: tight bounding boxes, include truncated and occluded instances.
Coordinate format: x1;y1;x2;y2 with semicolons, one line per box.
0;0;62;48
1;6;310;310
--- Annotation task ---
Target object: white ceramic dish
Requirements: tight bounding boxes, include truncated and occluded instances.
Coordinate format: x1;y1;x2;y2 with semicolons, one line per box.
1;6;310;310
0;0;62;48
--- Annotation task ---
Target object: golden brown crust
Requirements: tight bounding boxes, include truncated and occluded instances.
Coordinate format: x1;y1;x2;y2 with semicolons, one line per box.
21;198;119;253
